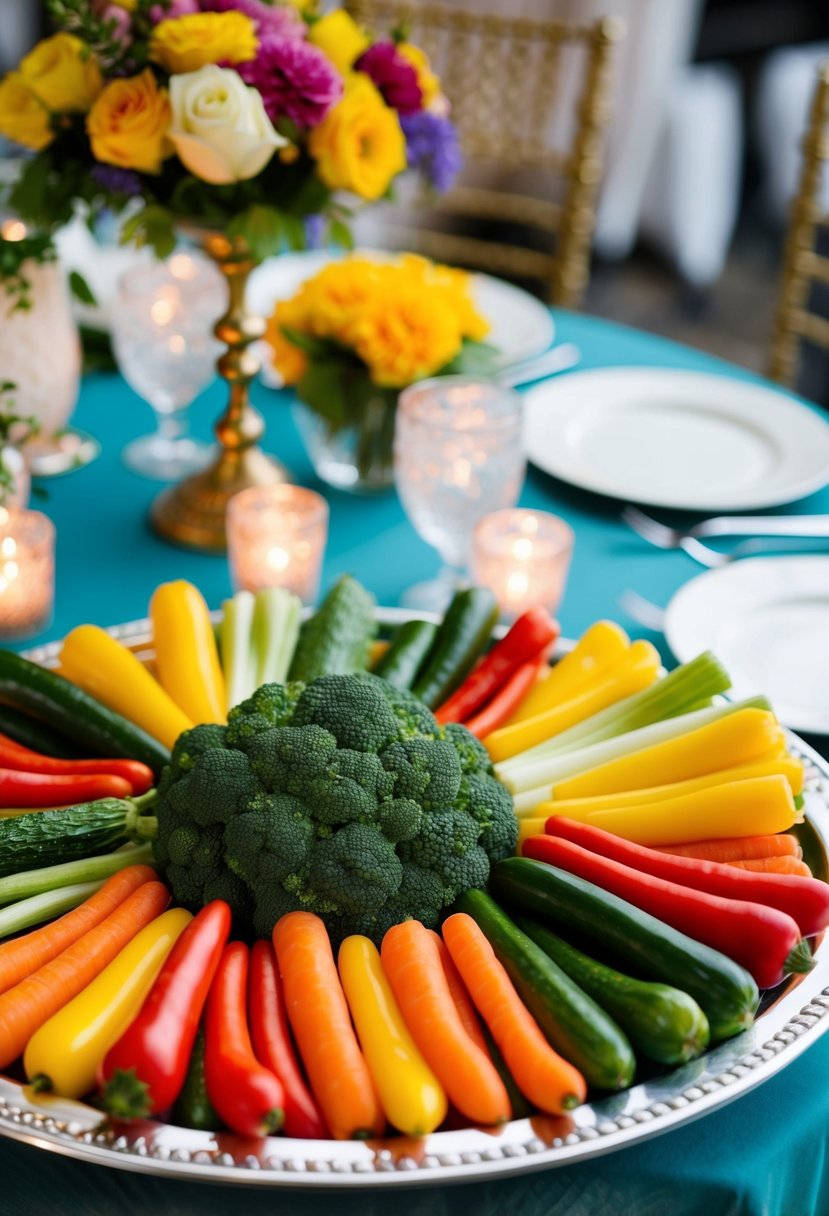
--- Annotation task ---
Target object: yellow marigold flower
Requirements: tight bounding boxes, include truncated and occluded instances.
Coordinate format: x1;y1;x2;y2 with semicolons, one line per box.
308;11;369;75
298;258;384;341
430;263;490;341
351;281;464;388
150;12;258;75
0;73;52;151
308;76;406;202
19;33;102;113
397;43;441;109
266;301;309;386
87;68;172;175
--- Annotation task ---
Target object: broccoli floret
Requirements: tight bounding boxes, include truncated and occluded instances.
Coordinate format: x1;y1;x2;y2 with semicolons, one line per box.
153;672;518;945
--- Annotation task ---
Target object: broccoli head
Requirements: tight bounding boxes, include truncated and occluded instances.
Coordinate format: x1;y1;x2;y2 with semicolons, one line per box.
153;672;517;944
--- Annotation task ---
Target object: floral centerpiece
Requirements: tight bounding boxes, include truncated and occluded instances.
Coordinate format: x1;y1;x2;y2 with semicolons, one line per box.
0;0;461;547
266;253;497;491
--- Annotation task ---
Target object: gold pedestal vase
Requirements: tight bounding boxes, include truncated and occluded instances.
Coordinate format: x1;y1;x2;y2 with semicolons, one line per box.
151;231;288;552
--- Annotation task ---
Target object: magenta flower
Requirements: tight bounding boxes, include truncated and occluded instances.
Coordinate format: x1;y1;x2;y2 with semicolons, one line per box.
201;0;307;40
149;0;199;21
239;36;342;128
355;42;422;115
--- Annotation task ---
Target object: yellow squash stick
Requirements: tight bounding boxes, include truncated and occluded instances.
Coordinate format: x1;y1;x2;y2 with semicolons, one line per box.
504;620;630;727
552;707;784;801
24;908;191;1099
151;580;226;725
485;640;661;764
60;625;194;751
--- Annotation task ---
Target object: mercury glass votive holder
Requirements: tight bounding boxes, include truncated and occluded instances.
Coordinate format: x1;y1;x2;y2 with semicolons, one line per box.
0;508;55;639
471;508;574;620
226;485;329;603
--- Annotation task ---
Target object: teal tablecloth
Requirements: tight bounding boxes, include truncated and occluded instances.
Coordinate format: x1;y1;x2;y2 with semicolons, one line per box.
4;310;829;1216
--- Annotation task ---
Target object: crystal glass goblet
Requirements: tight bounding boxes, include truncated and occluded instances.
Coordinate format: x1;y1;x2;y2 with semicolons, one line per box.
394;376;526;611
111;253;225;480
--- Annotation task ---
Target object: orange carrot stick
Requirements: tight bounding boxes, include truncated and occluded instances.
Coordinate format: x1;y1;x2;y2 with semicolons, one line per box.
0;864;157;997
382;922;511;1126
729;856;813;877
272;912;385;1141
656;834;802;863
425;928;490;1055
0;879;169;1069
441;913;586;1115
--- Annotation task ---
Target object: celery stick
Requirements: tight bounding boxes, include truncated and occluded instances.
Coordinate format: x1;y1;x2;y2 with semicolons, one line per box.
221;591;257;712
499;653;733;774
0;879;103;937
0;842;154;907
253;588;301;686
498;698;769;795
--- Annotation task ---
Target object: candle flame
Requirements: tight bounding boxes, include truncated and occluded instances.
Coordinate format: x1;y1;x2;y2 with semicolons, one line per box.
0;537;16;559
150;297;175;326
1;219;27;242
266;546;290;573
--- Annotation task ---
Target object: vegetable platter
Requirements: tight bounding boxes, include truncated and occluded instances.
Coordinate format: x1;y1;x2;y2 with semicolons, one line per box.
0;584;827;1190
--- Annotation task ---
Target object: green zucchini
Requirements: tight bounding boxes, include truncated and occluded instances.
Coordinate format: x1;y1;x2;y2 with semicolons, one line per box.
491;857;759;1043
372;619;438;690
172;1029;223;1131
411;588;499;709
515;916;710;1065
287;575;377;683
0;798;156;878
455;889;635;1090
0;650;170;774
0;704;84;759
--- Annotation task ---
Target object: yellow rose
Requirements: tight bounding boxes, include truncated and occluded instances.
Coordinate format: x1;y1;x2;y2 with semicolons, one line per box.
150;12;258;75
352;281;463;387
397;43;440;109
87;69;172;174
19;33;102;113
308;11;369;75
308;76;406;202
0;73;52;151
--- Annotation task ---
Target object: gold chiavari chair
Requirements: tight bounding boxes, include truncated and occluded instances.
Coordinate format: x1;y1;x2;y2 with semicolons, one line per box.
346;1;624;307
769;60;829;390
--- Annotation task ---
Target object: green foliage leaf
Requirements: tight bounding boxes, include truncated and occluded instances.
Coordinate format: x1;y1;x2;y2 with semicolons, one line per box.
328;218;354;250
121;205;176;258
227;205;285;262
442;340;501;377
68;270;97;306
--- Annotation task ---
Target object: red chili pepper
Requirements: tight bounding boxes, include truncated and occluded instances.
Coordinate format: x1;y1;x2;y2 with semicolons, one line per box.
0;768;132;807
464;659;546;739
0;733;154;795
435;609;559;724
99;900;231;1117
205;941;285;1136
248;940;329;1139
522;834;814;989
544;817;829;939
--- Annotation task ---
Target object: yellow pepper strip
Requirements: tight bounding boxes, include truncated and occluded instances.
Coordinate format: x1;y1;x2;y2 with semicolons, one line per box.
552;708;784;801
150;581;226;725
60;625;194;751
485;640;660;764
338;935;447;1136
24;907;191;1099
504;620;630;727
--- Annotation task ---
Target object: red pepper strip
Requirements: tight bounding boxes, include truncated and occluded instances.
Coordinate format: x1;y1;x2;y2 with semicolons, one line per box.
544;817;829;939
248;940;330;1139
0;768;132;807
435;609;559;724
0;733;153;795
99;900;231;1116
522;834;813;989
464;660;546;739
204;942;285;1136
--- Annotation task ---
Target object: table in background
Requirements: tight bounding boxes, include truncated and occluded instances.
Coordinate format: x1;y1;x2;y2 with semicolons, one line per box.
3;310;829;1216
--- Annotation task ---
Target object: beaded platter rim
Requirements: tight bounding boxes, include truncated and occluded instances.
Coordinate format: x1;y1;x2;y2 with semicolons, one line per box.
0;609;827;1189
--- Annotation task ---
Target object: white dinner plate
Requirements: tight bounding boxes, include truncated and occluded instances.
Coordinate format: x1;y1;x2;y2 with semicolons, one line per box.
523;366;829;511
664;555;829;735
247;249;555;383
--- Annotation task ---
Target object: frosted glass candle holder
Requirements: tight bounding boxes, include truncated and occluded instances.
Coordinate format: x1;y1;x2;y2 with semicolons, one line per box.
0;508;55;639
471;508;574;620
227;485;329;603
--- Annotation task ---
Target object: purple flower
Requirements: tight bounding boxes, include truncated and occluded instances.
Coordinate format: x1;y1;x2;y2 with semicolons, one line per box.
98;2;133;41
201;0;307;40
91;163;143;196
149;0;199;21
304;214;325;249
401;112;462;192
239;36;342;128
355;42;422;116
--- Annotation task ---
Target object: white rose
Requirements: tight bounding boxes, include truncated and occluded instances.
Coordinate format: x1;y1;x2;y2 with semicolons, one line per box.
168;64;286;185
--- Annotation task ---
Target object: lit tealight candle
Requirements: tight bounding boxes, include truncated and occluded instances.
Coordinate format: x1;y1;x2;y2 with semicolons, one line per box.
0;508;55;639
471;508;574;619
227;485;329;603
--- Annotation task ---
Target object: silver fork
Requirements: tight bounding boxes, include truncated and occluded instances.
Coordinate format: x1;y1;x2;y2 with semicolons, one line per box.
622;506;829;568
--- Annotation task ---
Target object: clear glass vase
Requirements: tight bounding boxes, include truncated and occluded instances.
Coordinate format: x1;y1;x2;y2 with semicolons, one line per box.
292;389;398;493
